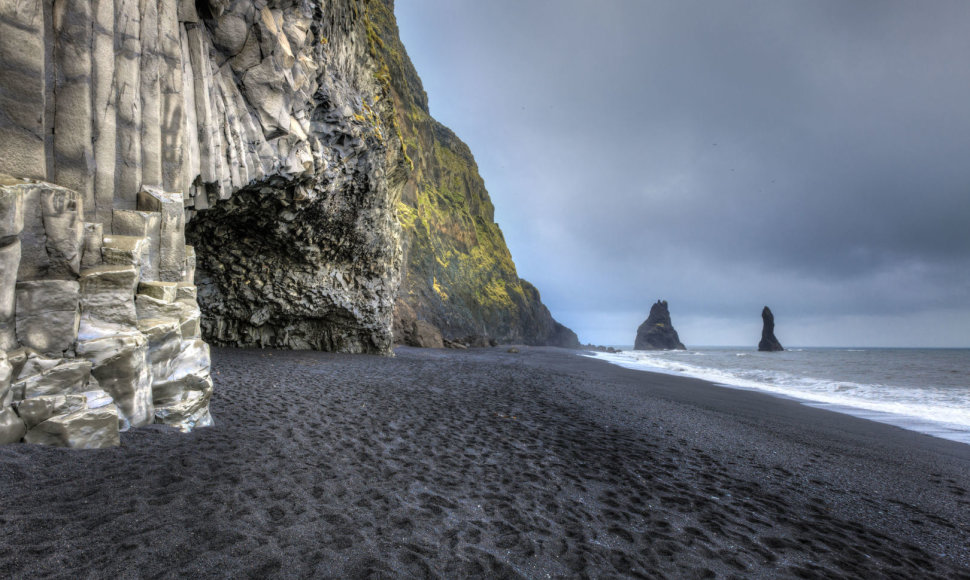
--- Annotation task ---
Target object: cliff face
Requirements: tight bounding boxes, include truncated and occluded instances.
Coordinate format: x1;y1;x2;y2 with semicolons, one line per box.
0;0;410;448
0;0;576;448
364;0;579;347
182;0;408;353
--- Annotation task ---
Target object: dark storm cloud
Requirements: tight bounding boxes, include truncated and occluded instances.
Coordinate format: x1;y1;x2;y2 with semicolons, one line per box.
396;0;970;346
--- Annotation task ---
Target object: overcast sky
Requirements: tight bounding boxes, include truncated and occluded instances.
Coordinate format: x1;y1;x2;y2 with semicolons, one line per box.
395;0;970;347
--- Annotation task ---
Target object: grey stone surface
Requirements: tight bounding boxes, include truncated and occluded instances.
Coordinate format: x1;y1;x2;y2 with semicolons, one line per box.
15;394;88;430
114;0;143;208
5;348;28;383
152;338;213;432
78;266;140;339
15;280;80;354
137;317;182;382
22;404;120;448
0;0;435;444
137;187;185;282
16;181;85;280
76;332;153;430
0;175;25;237
183;245;196;284
0;2;48;181
175;283;197;302
154;390;212;432
80;222;104;268
102;235;152;281
0;406;26;445
92;0;117;225
14;351;62;384
113;210;160;280
17;359;92;400
52;0;95;208
0;239;20;351
138;281;178;303
0;351;11;407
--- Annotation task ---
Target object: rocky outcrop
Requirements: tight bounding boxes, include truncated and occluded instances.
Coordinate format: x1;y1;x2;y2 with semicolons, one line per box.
0;0;577;446
0;175;213;447
363;1;578;347
184;0;408;353
0;0;412;446
758;306;784;352
634;300;686;351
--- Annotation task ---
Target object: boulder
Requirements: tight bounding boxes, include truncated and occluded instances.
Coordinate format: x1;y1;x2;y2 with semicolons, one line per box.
5;348;27;379
76;331;153;430
137;317;182;382
15;394;87;430
152;339;214;432
0;406;26;444
461;335;493;348
135;293;201;339
758;306;785;352
16;359;92;400
22;405;120;448
634;300;686;350
412;320;444;349
14;351;63;386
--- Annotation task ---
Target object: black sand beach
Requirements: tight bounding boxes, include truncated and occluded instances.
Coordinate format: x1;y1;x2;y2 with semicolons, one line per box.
1;346;968;579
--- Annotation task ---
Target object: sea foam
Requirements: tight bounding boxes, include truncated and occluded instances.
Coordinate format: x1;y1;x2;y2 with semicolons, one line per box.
588;348;970;445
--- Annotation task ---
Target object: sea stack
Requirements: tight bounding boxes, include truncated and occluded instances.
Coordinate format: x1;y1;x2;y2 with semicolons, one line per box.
758;306;785;352
634;300;686;350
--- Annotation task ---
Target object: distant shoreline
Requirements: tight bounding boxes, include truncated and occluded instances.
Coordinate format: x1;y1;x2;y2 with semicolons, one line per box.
587;346;970;445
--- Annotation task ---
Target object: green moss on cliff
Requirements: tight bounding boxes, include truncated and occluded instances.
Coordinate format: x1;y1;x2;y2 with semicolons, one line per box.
365;0;577;345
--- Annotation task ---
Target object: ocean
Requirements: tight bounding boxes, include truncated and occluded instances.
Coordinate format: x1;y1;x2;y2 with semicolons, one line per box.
588;347;970;445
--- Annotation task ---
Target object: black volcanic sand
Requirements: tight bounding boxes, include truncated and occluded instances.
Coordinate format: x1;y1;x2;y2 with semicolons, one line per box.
1;347;969;579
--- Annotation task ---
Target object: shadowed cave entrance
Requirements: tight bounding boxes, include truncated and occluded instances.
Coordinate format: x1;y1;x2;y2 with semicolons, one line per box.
185;176;400;354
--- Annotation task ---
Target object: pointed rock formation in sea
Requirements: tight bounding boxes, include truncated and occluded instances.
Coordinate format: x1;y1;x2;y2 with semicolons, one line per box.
758;306;784;352
634;301;686;350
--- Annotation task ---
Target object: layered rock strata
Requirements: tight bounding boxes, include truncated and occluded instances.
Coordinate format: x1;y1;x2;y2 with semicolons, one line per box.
758;306;784;352
634;300;687;351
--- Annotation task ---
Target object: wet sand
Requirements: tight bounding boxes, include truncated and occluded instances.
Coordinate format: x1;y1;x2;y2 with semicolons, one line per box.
1;345;968;578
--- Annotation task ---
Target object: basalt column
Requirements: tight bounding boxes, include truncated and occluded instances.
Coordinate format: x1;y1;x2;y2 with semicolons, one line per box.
1;1;415;447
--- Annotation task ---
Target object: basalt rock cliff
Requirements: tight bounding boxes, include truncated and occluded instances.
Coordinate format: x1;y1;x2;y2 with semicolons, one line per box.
363;1;578;348
0;0;574;447
634;300;686;351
